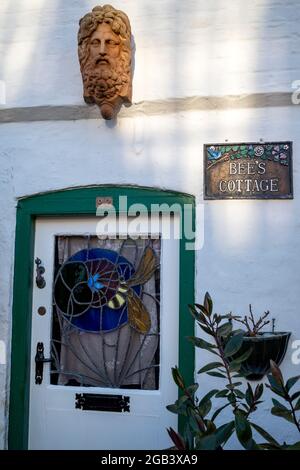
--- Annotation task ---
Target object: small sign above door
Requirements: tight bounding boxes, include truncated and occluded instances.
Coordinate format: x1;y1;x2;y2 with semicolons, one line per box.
204;142;293;200
96;196;113;208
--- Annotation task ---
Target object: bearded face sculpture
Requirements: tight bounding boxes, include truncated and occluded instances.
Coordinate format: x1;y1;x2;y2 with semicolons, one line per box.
78;5;132;120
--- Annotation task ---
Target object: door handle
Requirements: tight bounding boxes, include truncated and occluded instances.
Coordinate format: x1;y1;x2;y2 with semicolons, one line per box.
35;342;52;385
35;258;46;289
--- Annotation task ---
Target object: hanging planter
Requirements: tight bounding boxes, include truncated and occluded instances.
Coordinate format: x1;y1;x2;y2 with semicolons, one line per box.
234;331;291;380
227;306;291;380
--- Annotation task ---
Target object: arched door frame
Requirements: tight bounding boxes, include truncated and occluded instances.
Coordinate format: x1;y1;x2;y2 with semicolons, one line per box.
8;185;195;449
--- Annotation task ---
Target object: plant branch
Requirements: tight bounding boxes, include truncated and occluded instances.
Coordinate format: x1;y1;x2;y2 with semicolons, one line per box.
287;397;300;433
231;307;270;336
212;324;238;411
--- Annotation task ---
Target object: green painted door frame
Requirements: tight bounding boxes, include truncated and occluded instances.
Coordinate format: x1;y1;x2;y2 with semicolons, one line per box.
8;185;195;449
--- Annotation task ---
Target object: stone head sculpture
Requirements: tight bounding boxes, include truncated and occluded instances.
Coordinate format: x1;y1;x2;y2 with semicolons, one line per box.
78;5;132;120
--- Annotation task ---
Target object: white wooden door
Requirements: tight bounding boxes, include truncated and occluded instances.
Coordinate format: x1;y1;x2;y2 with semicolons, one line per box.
28;215;179;450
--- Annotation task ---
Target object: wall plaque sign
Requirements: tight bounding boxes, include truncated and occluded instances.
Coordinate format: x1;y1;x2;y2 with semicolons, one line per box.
204;142;293;200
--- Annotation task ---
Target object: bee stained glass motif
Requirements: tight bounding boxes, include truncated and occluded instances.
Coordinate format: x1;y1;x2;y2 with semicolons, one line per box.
51;236;160;390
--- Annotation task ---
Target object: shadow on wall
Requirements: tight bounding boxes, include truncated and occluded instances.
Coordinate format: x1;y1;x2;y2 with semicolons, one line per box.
0;0;298;259
0;0;300;451
0;0;298;261
0;0;299;106
0;0;93;107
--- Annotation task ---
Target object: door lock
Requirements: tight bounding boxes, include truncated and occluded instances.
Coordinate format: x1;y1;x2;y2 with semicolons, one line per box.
35;342;52;385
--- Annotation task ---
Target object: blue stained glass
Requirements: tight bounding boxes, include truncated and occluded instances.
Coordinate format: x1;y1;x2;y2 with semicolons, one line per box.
55;248;141;333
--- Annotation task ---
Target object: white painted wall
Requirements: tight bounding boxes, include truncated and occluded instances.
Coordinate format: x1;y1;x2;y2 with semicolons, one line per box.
0;0;300;108
0;0;300;450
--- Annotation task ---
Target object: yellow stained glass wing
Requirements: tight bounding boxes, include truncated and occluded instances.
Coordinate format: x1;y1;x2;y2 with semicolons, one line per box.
127;246;157;287
127;290;151;334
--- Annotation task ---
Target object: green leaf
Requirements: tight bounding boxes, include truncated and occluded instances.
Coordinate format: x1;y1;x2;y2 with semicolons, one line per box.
167;428;186;450
215;421;235;447
250;422;280;447
199;401;212;418
270;360;284;386
215;389;229;398
231;347;253;364
227;391;237;404
201;389;220;401
217;322;232;338
228;360;242;373
188;336;216;351
166;404;178;414
211;402;232;421
198;389;219;417
177;395;189;405
246;383;254;407
198;362;224;374
259;443;282;450
283;441;300;450
271;399;294;424
197;323;215;337
266;385;285;398
193;303;209;317
196;434;218;450
294;397;300;411
291;391;300;402
235;412;253;449
254;383;264;401
183;422;194;450
240;403;250;412
234;389;245;399
188;304;207;324
272;398;290;412
226;382;242;390
286;375;300;392
206;371;227;378
188;415;203;434
171;366;185;389
167;395;191;417
266;375;286;397
224;333;244;357
205;419;217;434
204;292;213;316
185;383;199;396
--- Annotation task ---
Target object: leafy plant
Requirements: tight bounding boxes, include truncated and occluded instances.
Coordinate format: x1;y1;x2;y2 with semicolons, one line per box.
167;292;300;450
267;361;300;435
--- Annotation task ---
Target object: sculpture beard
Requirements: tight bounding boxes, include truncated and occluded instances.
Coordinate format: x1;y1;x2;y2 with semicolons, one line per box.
81;53;131;120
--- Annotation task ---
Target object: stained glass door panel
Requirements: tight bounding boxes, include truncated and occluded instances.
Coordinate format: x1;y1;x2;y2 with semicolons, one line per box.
29;216;179;450
51;236;160;390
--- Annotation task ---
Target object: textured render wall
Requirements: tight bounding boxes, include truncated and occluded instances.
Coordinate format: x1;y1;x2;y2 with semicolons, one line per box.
0;153;15;449
1;105;300;447
0;0;300;450
0;0;300;108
